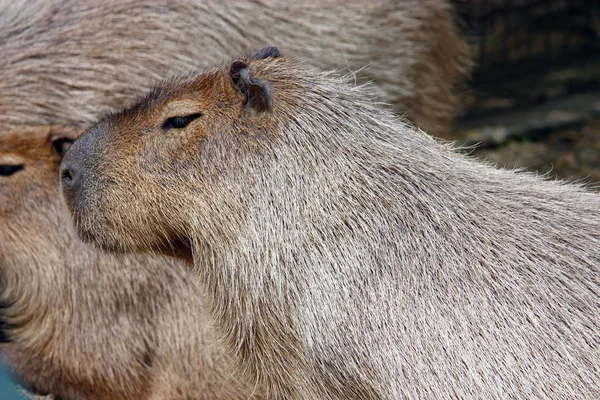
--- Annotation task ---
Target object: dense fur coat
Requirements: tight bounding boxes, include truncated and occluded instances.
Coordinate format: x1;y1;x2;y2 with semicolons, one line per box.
1;0;467;397
0;0;470;136
0;127;251;399
62;51;600;399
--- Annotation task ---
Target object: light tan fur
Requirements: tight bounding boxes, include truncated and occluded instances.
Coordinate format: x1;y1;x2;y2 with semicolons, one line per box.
62;52;600;399
0;0;471;137
0;126;252;399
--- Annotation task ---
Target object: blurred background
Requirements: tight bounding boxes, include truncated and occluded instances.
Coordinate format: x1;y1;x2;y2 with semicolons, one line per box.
452;0;600;183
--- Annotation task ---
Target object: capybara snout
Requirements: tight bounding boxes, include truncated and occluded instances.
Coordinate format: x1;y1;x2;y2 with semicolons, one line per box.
60;122;103;219
60;118;159;250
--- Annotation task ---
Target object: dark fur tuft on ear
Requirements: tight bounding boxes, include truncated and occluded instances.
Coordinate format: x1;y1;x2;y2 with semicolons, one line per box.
50;135;75;158
255;46;280;60
229;60;272;113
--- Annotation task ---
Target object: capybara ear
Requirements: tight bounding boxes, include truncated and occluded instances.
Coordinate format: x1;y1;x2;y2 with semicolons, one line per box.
50;135;75;158
228;60;272;113
255;46;280;60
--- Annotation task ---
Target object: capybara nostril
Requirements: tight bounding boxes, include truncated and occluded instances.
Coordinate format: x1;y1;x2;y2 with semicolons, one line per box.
60;164;79;189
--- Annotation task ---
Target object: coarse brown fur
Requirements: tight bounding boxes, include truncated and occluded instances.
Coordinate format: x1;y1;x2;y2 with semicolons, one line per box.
0;126;252;399
62;51;600;399
0;0;471;137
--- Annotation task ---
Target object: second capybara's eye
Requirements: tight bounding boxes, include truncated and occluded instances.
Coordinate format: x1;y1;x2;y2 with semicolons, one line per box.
161;113;203;130
0;165;24;177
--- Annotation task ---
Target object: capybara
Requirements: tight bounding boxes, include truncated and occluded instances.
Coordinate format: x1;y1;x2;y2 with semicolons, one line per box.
61;49;600;399
0;126;252;399
0;0;470;137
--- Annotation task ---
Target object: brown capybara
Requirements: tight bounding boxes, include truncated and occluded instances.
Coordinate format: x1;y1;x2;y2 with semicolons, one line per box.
0;126;252;399
0;0;471;137
61;48;600;399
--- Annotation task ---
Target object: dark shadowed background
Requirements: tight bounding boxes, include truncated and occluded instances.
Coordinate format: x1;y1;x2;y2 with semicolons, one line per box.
452;0;600;184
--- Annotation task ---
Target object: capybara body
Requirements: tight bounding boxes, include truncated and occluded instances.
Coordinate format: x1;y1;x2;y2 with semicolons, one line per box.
0;126;251;399
61;50;600;399
0;0;470;136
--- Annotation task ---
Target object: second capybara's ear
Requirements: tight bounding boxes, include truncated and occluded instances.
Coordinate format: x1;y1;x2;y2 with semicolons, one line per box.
228;60;272;113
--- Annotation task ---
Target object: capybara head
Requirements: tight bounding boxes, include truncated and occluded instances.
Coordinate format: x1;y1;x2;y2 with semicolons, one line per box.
61;48;289;256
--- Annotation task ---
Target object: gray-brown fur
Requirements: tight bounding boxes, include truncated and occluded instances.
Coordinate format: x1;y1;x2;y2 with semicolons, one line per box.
0;126;252;399
62;51;600;399
0;0;471;137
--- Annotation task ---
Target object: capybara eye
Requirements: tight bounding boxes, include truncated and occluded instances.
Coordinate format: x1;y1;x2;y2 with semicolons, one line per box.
0;165;24;177
161;113;203;130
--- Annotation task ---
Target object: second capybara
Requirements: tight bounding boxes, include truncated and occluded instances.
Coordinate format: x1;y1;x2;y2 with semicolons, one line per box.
0;126;252;399
62;49;600;399
0;0;471;136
